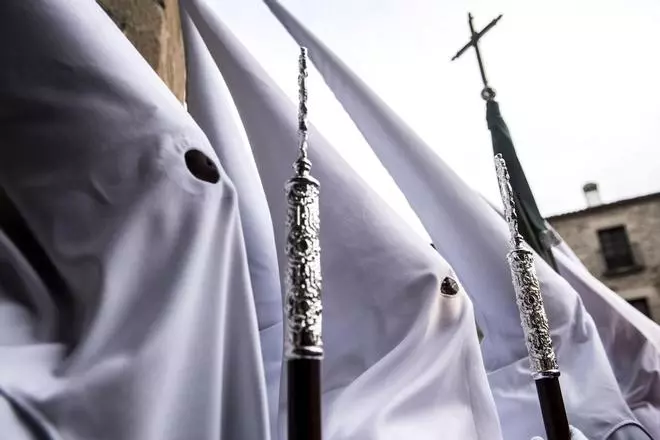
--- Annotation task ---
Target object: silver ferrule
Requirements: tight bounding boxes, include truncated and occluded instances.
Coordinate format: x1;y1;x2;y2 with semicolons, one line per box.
495;154;559;379
284;47;323;360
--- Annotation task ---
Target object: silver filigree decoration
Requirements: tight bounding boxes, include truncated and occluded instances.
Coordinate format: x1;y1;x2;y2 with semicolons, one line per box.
495;154;559;379
284;47;323;360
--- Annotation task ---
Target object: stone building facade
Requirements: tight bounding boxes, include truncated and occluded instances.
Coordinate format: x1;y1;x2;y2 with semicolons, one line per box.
548;186;660;323
97;0;185;101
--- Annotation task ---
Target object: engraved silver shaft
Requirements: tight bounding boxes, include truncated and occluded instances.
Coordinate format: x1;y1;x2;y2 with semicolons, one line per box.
286;46;323;440
494;154;559;380
284;47;323;360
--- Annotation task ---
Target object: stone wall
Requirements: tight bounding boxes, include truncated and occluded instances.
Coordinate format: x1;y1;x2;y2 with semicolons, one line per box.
548;195;660;321
97;0;185;101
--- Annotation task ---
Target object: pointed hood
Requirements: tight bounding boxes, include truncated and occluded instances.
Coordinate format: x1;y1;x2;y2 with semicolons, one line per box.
181;0;503;438
263;2;647;438
0;1;269;438
181;12;283;438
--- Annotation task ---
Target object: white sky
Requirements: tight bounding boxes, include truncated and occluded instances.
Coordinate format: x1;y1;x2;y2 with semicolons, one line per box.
211;0;660;232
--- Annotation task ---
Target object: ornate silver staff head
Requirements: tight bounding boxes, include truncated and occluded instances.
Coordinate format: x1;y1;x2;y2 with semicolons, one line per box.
284;47;323;360
494;154;559;380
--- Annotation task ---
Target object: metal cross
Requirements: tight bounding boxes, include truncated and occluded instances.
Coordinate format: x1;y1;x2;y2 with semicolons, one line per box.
451;13;503;101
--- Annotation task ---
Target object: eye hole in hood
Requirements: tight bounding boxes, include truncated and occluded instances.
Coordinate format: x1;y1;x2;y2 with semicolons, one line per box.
184;149;219;184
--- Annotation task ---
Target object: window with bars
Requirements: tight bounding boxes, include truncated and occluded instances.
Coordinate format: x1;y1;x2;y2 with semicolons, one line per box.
597;225;637;272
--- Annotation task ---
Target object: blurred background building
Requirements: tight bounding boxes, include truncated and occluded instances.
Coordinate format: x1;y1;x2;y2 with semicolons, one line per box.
97;0;185;101
549;184;660;323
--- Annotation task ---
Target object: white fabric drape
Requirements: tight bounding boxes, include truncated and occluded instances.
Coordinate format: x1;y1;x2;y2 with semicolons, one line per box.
181;12;283;439
180;0;504;438
262;2;650;439
0;1;269;438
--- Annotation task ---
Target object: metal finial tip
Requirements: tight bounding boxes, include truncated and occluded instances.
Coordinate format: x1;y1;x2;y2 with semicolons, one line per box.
481;86;497;101
295;45;311;174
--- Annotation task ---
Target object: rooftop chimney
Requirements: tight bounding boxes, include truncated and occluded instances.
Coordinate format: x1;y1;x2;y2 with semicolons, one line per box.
583;182;602;207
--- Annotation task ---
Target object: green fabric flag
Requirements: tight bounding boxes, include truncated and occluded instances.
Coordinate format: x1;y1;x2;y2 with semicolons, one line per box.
486;100;558;270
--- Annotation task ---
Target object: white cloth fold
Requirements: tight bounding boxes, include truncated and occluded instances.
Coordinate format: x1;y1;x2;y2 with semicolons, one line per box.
181;12;283;439
262;2;649;439
180;0;504;438
553;243;660;439
0;1;269;438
